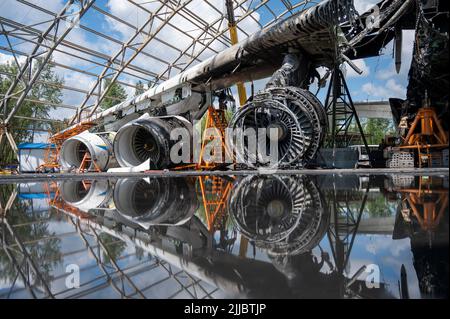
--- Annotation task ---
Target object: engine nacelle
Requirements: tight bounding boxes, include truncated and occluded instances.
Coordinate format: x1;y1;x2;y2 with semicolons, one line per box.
113;177;197;228
60;131;115;171
59;180;113;212
113;113;192;169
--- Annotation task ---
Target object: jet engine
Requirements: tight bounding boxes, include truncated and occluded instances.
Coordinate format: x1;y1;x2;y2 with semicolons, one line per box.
113;177;198;228
229;87;327;168
229;175;328;253
228;54;328;168
60;131;115;171
59;179;113;212
113;113;192;169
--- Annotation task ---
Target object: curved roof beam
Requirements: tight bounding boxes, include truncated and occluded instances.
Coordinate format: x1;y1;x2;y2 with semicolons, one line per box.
1;1;79;116
127;0;223;54
152;0;257;83
90;4;200;62
0;15;161;81
17;0;183;75
73;0;195;123
0;43;144;90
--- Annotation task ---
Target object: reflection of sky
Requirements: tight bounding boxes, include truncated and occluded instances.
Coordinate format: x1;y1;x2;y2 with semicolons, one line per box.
1;178;448;299
341;234;421;299
233;233;423;298
1;208;221;299
217;219;423;298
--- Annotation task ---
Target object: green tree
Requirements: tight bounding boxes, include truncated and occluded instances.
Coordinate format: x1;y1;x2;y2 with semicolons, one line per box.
98;232;126;264
134;80;146;96
0;186;62;290
30;59;63;141
99;78;127;110
364;195;397;218
0;58;63;164
363;118;395;145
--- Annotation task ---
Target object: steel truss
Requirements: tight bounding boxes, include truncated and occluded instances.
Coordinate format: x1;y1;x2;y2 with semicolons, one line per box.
324;66;370;152
325;181;370;297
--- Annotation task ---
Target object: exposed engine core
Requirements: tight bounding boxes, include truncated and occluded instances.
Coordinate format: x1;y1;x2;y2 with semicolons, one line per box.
229;175;328;255
113;113;192;169
229;175;303;243
113;177;197;228
60;131;115;171
229;54;328;168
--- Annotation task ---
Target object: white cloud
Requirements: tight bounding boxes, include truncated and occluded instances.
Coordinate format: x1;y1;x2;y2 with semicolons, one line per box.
359;30;415;101
365;235;410;257
353;0;381;14
386;78;406;96
0;0;67;54
344;58;370;78
2;0;261;117
361;78;406;100
376;30;415;80
104;0;261;79
0;52;26;65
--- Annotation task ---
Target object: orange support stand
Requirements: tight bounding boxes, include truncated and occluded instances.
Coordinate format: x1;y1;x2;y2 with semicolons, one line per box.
397;177;448;233
76;151;101;173
405;192;448;233
400;107;448;167
38;121;96;172
195;105;235;233
196;106;231;170
197;175;233;233
45;180;92;220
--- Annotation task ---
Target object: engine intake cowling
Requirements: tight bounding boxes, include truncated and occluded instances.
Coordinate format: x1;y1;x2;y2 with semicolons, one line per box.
113;177;197;228
60;131;115;171
59;180;113;212
113;113;192;169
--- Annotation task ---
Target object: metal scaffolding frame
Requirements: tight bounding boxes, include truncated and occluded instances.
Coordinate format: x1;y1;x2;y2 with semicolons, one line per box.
325;182;370;297
0;0;313;160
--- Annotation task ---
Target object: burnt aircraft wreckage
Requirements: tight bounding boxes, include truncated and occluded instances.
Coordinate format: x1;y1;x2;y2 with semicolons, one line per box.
58;0;447;171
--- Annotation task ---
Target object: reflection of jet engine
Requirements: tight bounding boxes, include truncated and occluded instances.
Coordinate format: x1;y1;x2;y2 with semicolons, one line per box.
229;175;328;251
60;131;116;171
59;180;113;212
113;114;192;169
265;177;328;257
113;177;198;228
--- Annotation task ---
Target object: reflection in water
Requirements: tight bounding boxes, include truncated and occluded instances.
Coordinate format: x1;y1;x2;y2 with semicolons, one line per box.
393;176;449;299
0;174;448;299
229;175;328;255
0;185;62;298
60;180;112;213
114;178;197;228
